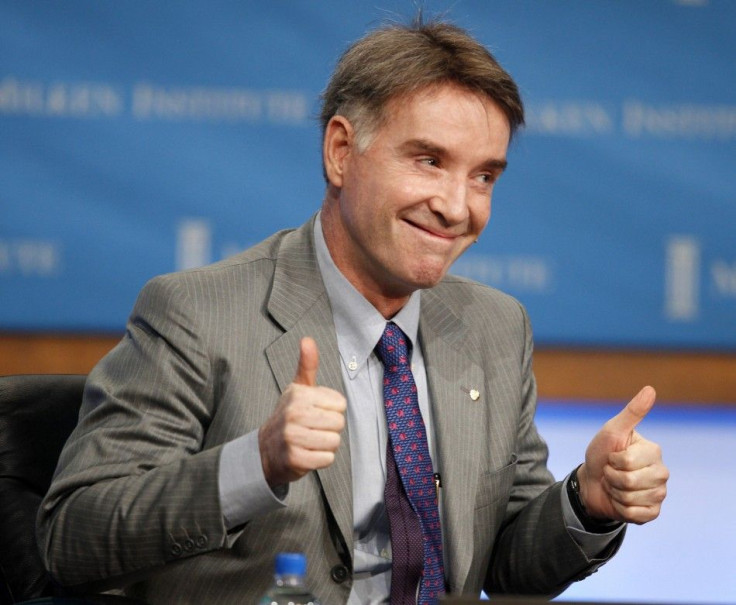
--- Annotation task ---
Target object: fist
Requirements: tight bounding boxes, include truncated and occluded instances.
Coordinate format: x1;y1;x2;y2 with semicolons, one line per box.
259;337;347;487
578;386;669;524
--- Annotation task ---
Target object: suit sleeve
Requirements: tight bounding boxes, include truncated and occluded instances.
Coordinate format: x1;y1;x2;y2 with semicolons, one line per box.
37;275;230;588
484;304;624;596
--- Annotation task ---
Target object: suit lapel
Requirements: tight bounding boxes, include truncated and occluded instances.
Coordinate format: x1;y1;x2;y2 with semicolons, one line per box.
419;293;486;593
264;217;354;563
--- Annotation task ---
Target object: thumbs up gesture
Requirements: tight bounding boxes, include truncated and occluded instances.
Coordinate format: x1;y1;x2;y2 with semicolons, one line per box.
576;386;669;524
258;337;347;488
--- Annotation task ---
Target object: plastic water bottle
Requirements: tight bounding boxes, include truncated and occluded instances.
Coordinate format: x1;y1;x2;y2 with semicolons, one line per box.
259;552;321;605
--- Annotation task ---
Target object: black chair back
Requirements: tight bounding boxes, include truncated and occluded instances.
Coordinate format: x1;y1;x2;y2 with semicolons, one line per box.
0;375;86;604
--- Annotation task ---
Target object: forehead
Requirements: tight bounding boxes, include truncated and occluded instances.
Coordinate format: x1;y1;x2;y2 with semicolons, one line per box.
376;84;511;147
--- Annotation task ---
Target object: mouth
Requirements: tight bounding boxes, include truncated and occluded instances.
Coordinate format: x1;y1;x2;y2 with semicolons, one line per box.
403;219;462;241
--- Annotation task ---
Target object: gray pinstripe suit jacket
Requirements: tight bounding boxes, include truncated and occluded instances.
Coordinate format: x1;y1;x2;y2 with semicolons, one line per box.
38;215;619;604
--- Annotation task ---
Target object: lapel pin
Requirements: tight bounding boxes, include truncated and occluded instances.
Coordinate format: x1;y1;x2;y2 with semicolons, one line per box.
461;387;481;401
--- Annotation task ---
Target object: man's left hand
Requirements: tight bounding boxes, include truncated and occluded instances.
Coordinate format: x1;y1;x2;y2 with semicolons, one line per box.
578;385;669;524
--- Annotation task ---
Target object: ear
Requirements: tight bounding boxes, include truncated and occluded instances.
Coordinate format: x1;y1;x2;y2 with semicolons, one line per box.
323;115;354;188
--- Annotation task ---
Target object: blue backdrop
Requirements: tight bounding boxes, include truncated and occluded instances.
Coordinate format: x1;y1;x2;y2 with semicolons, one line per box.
2;1;735;348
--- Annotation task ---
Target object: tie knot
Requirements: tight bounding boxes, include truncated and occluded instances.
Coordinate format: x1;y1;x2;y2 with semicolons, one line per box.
376;322;411;369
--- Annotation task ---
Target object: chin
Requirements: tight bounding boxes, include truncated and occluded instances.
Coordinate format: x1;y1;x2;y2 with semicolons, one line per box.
406;263;452;290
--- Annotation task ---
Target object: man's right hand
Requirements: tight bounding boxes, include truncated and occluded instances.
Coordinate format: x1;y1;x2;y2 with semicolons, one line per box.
258;336;347;488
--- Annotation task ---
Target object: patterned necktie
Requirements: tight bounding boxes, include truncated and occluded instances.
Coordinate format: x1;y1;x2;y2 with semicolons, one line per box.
376;322;445;605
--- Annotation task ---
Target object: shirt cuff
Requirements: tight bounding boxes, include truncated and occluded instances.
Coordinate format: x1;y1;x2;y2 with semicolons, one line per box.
218;429;288;530
561;475;625;558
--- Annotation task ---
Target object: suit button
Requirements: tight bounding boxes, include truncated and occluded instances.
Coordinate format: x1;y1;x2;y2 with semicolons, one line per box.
170;543;183;557
184;539;195;551
195;535;208;548
330;564;349;584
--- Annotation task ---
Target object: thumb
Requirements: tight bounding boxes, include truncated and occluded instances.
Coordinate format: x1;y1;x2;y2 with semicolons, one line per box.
607;385;656;436
293;336;319;386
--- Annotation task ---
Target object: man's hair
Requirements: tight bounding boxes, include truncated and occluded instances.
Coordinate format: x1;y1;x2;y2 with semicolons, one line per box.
320;18;524;151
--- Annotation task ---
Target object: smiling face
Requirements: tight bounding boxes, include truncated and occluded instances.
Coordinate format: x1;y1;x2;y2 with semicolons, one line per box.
321;83;511;317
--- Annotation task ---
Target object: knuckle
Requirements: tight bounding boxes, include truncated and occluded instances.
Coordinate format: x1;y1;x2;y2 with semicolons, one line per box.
328;432;342;451
619;451;637;470
334;412;346;431
286;450;308;474
618;471;636;490
615;489;636;506
285;402;310;425
282;423;302;444
636;506;658;525
325;391;348;412
284;383;303;401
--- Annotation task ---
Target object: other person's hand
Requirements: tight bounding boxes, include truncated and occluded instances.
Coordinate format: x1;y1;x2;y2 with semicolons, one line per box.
259;337;347;487
577;386;669;524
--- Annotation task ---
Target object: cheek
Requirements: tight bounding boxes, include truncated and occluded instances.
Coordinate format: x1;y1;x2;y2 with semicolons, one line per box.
396;175;428;199
470;196;492;234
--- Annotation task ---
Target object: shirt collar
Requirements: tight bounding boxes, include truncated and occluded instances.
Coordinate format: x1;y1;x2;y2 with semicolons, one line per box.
314;213;421;377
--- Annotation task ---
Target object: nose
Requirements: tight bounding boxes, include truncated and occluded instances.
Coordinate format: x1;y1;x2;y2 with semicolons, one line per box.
428;173;470;226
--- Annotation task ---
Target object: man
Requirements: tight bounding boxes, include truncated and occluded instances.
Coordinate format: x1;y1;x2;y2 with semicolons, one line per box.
38;19;668;605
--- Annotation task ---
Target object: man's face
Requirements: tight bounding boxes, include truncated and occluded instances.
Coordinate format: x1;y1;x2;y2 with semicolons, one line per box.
322;83;511;312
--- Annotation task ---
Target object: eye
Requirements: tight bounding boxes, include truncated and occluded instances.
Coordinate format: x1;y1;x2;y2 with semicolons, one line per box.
419;157;439;167
476;171;501;185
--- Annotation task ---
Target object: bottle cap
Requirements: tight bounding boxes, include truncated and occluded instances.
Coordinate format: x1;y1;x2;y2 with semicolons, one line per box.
275;552;307;576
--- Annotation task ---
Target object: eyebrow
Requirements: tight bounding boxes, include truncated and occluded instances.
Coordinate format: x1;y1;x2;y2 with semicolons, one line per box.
400;138;508;172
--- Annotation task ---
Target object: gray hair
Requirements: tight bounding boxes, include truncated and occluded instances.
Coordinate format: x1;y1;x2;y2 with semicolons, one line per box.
320;18;524;152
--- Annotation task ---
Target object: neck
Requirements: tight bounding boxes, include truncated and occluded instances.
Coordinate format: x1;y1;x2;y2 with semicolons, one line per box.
320;195;412;319
365;292;410;320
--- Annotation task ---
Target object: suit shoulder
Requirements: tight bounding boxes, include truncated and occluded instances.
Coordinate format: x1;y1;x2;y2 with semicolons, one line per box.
422;274;532;365
134;228;296;315
144;229;292;290
430;273;527;320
